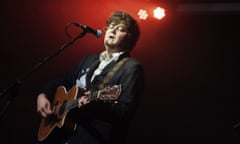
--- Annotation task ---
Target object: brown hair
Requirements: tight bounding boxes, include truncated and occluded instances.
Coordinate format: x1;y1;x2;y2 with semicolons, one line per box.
106;11;140;51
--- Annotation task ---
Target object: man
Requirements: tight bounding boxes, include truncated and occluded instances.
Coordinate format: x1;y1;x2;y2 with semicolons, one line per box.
37;11;144;144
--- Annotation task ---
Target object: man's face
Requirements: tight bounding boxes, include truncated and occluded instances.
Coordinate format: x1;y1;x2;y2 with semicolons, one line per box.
104;22;128;52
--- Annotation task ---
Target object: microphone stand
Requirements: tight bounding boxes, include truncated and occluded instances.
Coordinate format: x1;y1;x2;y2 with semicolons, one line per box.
0;31;87;120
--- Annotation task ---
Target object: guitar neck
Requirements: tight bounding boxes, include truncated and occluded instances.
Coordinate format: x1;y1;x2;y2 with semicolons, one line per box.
61;85;120;114
64;90;99;112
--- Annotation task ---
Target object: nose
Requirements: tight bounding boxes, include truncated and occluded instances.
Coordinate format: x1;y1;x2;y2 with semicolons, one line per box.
108;26;118;33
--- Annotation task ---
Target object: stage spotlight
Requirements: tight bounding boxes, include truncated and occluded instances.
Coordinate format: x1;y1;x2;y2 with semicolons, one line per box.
138;9;149;20
153;7;165;20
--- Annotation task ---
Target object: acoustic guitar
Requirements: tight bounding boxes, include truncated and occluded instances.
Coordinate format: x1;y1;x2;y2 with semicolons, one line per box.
38;85;121;142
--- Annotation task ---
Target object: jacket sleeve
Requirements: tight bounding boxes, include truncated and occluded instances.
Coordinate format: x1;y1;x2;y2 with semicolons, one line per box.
113;61;145;121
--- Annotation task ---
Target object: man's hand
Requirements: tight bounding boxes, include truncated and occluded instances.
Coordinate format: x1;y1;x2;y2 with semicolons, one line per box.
78;91;90;108
37;93;53;118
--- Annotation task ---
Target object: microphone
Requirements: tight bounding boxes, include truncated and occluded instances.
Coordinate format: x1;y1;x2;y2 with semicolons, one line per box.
73;23;102;38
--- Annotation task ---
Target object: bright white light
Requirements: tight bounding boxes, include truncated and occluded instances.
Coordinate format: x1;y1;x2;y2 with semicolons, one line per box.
138;9;148;20
153;7;165;20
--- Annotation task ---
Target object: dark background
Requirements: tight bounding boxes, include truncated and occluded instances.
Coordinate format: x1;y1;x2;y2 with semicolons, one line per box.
0;0;239;143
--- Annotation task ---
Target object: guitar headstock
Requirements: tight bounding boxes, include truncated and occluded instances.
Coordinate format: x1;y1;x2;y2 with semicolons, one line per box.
96;85;121;101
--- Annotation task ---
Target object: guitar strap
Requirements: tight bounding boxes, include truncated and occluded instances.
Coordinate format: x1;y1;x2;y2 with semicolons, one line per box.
98;57;129;89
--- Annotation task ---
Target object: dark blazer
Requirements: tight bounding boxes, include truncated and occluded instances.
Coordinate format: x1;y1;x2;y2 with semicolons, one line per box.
40;52;145;144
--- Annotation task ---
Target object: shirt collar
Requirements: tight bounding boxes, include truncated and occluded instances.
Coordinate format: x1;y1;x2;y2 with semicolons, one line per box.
100;50;125;62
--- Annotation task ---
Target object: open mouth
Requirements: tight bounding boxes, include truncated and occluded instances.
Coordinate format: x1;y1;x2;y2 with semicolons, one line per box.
109;35;114;39
108;33;115;38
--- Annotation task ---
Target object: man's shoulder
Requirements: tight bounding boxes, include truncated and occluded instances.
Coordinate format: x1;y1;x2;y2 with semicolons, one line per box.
125;57;141;66
121;57;143;73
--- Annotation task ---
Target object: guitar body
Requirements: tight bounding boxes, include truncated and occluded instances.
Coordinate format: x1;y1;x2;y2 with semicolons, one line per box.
38;86;79;142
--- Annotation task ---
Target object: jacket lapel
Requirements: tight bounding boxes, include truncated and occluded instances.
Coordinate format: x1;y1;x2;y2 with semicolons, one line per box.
85;59;100;88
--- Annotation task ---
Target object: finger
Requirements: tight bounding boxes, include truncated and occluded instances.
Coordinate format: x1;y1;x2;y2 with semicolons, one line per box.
84;91;90;95
40;107;50;116
46;104;53;114
78;97;89;107
82;97;90;104
40;111;47;118
38;107;46;117
78;98;84;108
